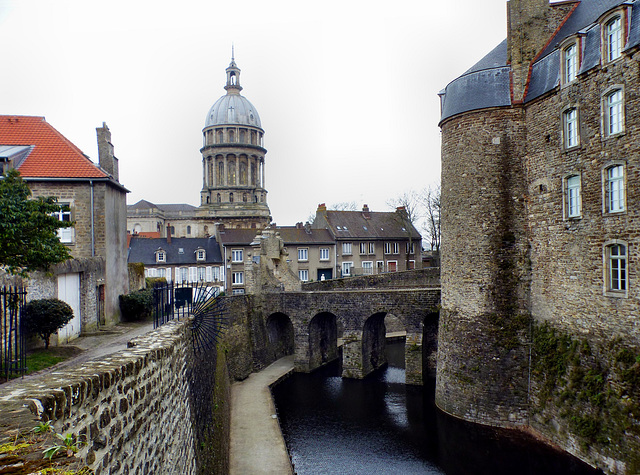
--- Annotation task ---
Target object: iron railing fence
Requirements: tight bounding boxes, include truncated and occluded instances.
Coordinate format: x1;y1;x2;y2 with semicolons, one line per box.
1;286;26;381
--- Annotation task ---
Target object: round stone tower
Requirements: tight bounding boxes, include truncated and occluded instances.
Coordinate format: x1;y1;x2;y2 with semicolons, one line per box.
199;57;271;229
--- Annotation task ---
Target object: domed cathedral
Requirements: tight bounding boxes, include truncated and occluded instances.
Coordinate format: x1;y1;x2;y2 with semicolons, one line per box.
439;0;640;471
198;56;271;230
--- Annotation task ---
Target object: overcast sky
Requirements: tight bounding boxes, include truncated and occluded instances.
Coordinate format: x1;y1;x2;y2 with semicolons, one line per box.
0;0;507;226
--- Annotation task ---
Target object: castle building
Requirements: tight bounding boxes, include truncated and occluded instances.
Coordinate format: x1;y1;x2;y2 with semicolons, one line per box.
127;57;271;237
438;0;640;471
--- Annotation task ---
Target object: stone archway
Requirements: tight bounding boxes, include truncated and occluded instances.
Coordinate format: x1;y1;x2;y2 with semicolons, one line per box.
266;312;294;363
423;311;439;379
362;312;387;377
308;312;338;371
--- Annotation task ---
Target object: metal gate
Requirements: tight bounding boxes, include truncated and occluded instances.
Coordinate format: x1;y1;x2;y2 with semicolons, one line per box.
1;286;26;380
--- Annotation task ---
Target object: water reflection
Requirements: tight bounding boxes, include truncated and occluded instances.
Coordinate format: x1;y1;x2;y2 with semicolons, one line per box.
272;341;601;475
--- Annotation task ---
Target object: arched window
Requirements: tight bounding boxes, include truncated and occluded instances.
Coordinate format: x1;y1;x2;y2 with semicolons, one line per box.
228;159;236;185
217;193;221;203
604;88;624;136
243;193;248;202
229;129;235;143
605;16;622;62
187;225;191;235
217;130;223;143
229;193;234;203
217;161;224;184
206;196;210;204
240;162;247;185
605;164;625;213
239;130;246;143
563;108;578;148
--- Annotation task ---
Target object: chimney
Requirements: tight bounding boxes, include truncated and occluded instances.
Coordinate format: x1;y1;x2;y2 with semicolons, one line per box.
317;203;326;212
166;223;172;244
362;204;371;219
296;222;303;229
507;0;572;102
96;122;119;181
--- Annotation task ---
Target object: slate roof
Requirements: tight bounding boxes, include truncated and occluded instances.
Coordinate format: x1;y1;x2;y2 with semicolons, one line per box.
440;0;638;121
319;210;421;240
128;237;223;266
0;115;110;179
218;227;334;246
127;200;198;214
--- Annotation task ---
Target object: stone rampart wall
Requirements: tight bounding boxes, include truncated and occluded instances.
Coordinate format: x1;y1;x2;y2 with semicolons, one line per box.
302;267;440;291
0;319;230;475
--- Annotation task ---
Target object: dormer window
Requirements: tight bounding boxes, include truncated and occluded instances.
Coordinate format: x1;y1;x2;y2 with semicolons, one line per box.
606;16;622;62
156;250;166;263
563;43;578;83
196;249;206;261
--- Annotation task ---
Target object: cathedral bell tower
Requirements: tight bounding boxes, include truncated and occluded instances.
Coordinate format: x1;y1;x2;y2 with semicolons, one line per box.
199;56;271;229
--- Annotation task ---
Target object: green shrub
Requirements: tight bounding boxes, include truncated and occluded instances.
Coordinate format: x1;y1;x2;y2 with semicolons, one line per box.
22;299;74;348
119;288;153;321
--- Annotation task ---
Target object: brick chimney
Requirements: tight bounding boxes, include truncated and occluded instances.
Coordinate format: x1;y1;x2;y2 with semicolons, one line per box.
96;122;119;181
362;204;371;219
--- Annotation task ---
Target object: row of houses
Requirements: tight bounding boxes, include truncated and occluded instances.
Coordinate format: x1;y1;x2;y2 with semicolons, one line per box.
128;203;423;295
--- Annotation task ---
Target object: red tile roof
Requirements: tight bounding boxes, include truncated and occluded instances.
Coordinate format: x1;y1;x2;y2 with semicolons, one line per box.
0;115;108;179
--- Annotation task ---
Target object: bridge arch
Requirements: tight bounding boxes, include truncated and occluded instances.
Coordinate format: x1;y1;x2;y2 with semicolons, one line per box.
308;312;338;371
362;312;388;376
266;312;294;363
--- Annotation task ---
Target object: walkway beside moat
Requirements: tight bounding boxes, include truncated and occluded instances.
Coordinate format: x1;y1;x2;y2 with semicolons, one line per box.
230;355;295;475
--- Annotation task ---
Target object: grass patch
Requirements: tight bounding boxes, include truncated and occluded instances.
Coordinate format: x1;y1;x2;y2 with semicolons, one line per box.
1;346;82;383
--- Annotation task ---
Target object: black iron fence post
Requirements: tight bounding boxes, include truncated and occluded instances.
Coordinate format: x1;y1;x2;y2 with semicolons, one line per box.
1;285;27;381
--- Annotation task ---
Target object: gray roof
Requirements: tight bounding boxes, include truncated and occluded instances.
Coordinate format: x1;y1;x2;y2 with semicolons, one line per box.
218;227;335;246
128;237;223;266
318;210;421;240
440;0;637;120
0;144;33;168
205;93;262;129
127;200;197;214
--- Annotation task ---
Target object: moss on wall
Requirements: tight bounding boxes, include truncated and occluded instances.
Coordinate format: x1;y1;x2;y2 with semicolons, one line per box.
532;322;640;471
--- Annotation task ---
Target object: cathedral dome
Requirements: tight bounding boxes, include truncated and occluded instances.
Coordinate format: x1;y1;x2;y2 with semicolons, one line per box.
205;94;262;128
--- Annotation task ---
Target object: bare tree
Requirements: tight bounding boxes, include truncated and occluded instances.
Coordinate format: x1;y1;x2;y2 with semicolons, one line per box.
423;185;441;253
387;191;422;270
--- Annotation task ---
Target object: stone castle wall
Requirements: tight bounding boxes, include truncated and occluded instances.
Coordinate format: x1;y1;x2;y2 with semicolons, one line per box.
439;29;640;475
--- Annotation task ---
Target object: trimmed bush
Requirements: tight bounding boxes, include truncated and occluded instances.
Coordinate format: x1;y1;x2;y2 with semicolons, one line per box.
22;298;74;349
119;288;153;321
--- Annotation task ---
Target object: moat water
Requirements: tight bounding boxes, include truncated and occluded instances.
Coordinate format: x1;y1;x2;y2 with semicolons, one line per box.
272;341;602;475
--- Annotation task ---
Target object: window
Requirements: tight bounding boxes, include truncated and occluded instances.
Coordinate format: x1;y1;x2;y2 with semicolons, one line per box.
406;242;416;254
299;269;309;282
156;250;166;263
54;204;73;243
606;243;627;293
165;268;172;282
384;243;392;254
362;261;373;275
359;242;367;255
189;267;197;283
187;225;191;235
232;288;245;295
564;43;578;83
342;242;352;255
342;262;353;277
232;249;243;263
605;16;622;62
565;175;582;218
180;267;188;283
196;249;206;261
408;260;416;270
563;108;579;148
319;248;330;261
158;268;166;278
605;89;623;136
393;243;400;254
605;165;625;213
232;272;244;285
206;266;220;282
369;242;375;254
197;267;206;281
297;248;308;262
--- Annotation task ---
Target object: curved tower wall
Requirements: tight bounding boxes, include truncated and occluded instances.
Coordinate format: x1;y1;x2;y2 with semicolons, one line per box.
437;107;531;426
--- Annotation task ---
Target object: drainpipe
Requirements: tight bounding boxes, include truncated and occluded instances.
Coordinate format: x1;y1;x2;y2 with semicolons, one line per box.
90;180;95;257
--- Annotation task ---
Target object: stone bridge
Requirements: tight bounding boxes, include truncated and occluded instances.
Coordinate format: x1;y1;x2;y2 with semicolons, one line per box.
233;287;440;385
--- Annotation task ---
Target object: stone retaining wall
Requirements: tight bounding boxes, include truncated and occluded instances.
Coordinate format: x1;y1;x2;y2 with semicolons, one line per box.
301;267;440;291
0;319;230;475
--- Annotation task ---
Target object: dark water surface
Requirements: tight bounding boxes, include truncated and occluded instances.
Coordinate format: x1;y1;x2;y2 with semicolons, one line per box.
272;341;602;475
